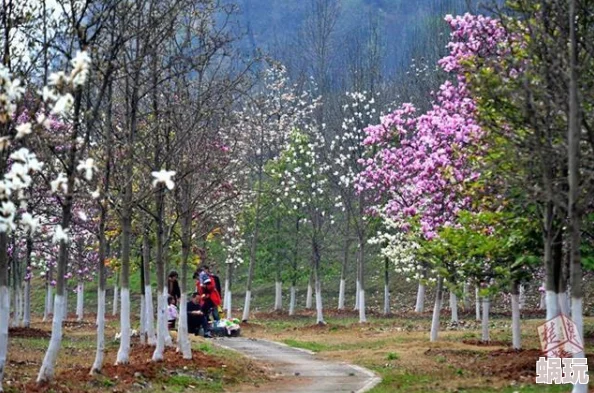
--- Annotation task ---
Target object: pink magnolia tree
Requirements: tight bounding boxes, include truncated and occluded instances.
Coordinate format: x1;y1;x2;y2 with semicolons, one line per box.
356;13;508;341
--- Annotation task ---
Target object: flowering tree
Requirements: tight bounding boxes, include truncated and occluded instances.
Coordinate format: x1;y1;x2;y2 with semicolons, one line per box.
237;63;319;322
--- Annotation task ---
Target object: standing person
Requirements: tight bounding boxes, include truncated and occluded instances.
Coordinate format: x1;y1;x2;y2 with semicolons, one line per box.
187;292;211;338
198;269;221;322
205;266;222;319
205;266;222;298
168;271;181;305
167;296;178;330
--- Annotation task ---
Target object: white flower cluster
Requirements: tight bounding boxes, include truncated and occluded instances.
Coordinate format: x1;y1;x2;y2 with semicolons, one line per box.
223;224;245;266
329;91;382;210
368;216;424;282
42;51;91;117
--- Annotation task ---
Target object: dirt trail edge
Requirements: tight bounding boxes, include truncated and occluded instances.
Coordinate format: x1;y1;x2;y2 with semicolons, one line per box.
212;337;382;393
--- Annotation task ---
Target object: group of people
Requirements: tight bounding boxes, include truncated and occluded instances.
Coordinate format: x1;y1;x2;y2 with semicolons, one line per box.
166;265;222;338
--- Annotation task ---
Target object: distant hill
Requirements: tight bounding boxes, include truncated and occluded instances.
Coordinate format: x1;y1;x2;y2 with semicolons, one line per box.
232;0;475;86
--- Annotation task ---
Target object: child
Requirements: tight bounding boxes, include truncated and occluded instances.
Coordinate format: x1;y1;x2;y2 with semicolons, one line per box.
167;296;178;330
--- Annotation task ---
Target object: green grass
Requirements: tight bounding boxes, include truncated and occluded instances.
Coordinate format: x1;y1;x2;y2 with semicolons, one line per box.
283;338;329;352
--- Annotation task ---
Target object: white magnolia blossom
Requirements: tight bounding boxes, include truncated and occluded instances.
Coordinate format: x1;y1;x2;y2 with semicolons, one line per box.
368;216;424;281
15;122;32;139
76;158;96;181
152;169;176;190
52;225;70;244
50;172;69;194
21;212;40;234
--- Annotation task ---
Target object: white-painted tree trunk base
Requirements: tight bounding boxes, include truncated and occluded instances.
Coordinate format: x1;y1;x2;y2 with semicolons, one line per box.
76;282;84;322
511;294;521;350
43;285;52;322
539;291;546;310
37;295;65;383
0;287;10;392
242;290;251;322
337;279;345;310
140;294;146;345
571;298;587;393
177;293;192;359
463;281;470;310
315;287;324;325
274;281;282;311
162;289;173;347
112;286;119;316
305;284;313;309
430;287;442;342
546;290;560;320
475;287;481;321
23;280;31;328
383;285;390;315
571;299;586;388
415;282;425;313
144;285;156;346
481;298;490;342
223;278;230;311
116;288;131;364
518;285;525;310
559;292;569;316
354;280;360;311
450;292;458;323
359;289;367;322
90;289;106;374
226;291;233;319
153;291;167;361
289;286;296;316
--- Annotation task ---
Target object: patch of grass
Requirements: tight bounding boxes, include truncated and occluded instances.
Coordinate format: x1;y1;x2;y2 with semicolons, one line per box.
386;352;399;361
283;339;328;353
163;374;224;392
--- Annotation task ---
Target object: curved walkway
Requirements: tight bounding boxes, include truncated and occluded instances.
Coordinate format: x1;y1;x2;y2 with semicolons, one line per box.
212;337;381;393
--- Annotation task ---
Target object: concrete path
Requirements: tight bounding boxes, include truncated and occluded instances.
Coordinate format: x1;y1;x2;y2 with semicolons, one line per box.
212;337;381;393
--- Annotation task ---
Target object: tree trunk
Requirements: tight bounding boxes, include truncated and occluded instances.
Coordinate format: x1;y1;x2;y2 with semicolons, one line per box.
177;182;192;359
43;267;53;322
224;262;233;319
23;237;32;328
338;210;350;310
0;234;9;392
274;281;282;311
511;281;521;350
383;257;390;316
358;237;366;323
568;4;586;390
430;276;443;342
76;282;84;322
142;229;156;345
242;165;263;323
518;284;525;311
305;269;313;309
313;237;324;325
112;275;119;316
139;256;146;345
475;286;481;321
38;192;75;382
415;281;425;313
152;183;168;361
289;286;296;316
481;297;490;342
450;292;458;324
116;211;132;364
463;281;470;310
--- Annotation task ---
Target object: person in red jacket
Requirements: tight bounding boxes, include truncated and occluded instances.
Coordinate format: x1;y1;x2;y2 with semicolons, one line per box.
197;266;221;322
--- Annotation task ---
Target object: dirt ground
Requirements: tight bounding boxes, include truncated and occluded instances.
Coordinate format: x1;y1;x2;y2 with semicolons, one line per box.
240;311;594;392
3;317;268;393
